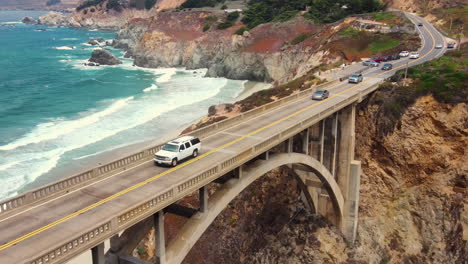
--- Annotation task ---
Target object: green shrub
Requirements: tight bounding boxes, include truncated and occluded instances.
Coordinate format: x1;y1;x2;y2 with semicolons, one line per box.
221;4;227;10
203;24;211;32
106;0;122;11
226;11;239;22
181;0;222;8
234;26;247;35
46;0;61;6
291;33;310;45
217;21;234;30
205;16;218;22
76;0;103;11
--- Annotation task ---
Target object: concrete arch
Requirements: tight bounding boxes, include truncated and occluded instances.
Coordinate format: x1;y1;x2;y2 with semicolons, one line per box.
165;153;344;264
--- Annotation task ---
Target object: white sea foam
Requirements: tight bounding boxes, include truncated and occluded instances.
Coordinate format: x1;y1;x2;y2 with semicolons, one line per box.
0;161;21;172
55;46;75;50
61;38;79;41
0;97;134;151
156;68;177;83
143;84;158;92
1;21;21;25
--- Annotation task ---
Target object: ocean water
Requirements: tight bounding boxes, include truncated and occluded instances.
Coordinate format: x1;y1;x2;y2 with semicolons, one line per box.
0;11;246;200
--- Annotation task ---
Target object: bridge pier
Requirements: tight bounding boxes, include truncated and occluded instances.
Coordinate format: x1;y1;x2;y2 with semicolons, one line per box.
302;128;310;155
154;211;166;264
319;119;325;163
335;104;360;243
331;112;339;178
91;242;105;264
199;186;208;213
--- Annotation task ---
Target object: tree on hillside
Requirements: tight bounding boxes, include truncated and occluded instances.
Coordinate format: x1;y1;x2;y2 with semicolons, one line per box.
46;0;61;6
145;0;156;9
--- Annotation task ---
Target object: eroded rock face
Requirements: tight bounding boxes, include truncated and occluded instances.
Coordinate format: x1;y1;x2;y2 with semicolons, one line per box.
88;49;122;65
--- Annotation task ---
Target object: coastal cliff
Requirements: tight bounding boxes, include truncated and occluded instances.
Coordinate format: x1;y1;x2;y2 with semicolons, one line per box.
115;12;341;83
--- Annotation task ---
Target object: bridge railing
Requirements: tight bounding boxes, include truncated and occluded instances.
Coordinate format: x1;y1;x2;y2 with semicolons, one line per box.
28;83;380;264
0;80;340;218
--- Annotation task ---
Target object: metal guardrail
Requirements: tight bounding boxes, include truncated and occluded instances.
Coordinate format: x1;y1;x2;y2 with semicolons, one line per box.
0;80;339;218
27;82;380;264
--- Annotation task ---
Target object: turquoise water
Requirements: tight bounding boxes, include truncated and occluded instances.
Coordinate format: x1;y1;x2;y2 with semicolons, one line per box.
0;11;245;199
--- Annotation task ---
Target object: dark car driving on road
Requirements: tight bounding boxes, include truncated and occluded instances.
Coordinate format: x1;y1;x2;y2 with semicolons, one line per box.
381;63;393;70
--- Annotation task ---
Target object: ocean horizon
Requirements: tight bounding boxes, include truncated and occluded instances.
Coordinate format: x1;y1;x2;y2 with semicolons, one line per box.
0;10;247;200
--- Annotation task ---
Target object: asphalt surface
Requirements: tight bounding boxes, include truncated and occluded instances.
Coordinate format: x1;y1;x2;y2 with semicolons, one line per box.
0;12;447;263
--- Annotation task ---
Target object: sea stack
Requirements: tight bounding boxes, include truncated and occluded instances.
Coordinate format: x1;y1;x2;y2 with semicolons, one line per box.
21;17;36;24
88;48;122;65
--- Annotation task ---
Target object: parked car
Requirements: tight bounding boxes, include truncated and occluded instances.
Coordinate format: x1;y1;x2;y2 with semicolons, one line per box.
382;56;392;61
409;52;420;59
418;22;423;27
435;44;443;49
312;89;330;100
154;136;201;167
372;57;384;63
399;51;410;57
348;73;363;84
369;60;380;67
381;63;393;70
447;42;455;48
391;54;401;60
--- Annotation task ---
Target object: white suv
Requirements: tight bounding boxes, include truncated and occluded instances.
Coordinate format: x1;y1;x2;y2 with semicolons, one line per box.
399;51;409;57
154;136;201;167
409;52;420;59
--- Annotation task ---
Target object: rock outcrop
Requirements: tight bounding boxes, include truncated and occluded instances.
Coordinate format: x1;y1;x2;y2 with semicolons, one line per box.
88;48;122;65
21;16;36;24
38;9;151;30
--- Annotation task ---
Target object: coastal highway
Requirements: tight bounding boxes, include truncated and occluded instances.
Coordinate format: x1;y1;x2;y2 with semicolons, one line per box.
0;13;448;264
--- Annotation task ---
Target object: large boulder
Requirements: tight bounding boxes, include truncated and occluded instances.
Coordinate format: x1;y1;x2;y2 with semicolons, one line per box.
38;12;67;27
88;48;122;65
21;17;36;24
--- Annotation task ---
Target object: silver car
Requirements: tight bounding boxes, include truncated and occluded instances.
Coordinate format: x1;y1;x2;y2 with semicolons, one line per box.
348;73;363;83
312;90;330;100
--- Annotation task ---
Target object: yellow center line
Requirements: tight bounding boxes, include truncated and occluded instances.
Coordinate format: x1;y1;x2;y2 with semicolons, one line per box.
0;20;436;252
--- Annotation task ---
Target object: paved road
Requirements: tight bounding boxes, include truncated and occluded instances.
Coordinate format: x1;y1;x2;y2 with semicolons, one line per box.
0;13;447;263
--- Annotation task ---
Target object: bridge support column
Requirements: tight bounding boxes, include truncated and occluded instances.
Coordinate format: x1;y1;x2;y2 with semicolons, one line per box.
287;137;293;153
302;128;309;155
331;113;339;178
319;120;325;163
336;104;360;243
91;242;105;264
343;161;361;243
199;186;208;213
154;211;166;264
234;166;243;179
